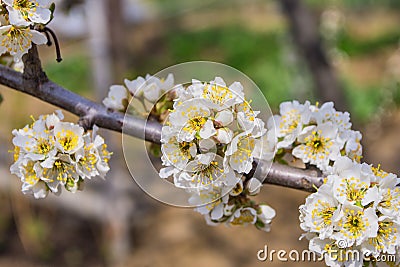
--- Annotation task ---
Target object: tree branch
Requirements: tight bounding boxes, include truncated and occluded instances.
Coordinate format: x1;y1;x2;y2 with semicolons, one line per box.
0;47;323;193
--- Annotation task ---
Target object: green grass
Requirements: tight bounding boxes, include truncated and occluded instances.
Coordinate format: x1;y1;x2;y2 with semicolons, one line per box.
165;26;296;108
44;55;91;94
344;82;384;123
337;31;400;57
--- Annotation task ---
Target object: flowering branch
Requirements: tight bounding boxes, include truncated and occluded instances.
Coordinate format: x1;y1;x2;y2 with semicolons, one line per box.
0;46;323;192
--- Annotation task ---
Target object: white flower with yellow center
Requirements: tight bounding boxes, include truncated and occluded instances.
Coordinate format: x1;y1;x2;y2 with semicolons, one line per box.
176;153;227;190
362;218;400;257
273;100;312;148
10;112;112;198
225;132;257;174
229;207;257;226
41;155;79;193
189;77;245;110
292;123;341;171
13;159;42;192
12;118;56;161
74;129;110;180
335;205;378;247
169;99;215;142
313;102;352;135
189;186;230;221
377;187;400;220
330;160;375;206
0;25;47;62
159;135;197;175
3;0;52;26
235;100;266;137
102;85;128;111
300;184;340;239
91;129;112;178
300;157;400;267
75;142;99;179
53;122;84;154
158;77;275;232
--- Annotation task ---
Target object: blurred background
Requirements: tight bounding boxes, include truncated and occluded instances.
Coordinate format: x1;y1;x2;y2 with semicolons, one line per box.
0;0;400;266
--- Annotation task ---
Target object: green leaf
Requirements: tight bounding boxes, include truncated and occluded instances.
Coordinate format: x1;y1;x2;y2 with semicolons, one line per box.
149;143;161;158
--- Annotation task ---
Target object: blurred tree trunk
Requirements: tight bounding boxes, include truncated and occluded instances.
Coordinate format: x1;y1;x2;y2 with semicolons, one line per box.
85;0;131;265
280;0;347;111
85;0;112;96
106;0;128;81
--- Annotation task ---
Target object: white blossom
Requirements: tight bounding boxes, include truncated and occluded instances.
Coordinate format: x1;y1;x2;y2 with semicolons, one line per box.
273;100;312;148
102;85;128;111
225;132;256;174
300;158;400;267
256;204;276;232
3;0;52;26
10;111;112;198
168;99;214;142
292;122;341;171
0;25;47;62
159;77;276;232
125;73;174;102
270;101;363;172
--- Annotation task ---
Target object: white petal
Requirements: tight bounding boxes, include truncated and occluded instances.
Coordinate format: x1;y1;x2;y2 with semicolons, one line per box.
31;30;48;45
211;204;224;220
215;110;233;126
247;178;262;195
29;8;51;24
361;186;379;206
215;128;233;144
32;182;48;199
199;119;217;139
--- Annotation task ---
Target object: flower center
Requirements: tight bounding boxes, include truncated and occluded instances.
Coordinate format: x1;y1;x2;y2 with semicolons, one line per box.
192;160;222;186
14;0;36;9
203;85;233;105
341;209;365;238
186;116;207;132
280;109;301;133
178;141;194;159
57;130;79;151
231;210;255;225
345;179;367;202
312;201;336;228
24;161;39;185
1;26;32;53
36;138;52;154
305;130;331;154
79;146;98;170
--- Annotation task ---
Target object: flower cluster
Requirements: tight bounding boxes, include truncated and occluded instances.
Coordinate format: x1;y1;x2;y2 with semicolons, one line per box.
103;73;176;114
0;0;53;62
271;101;362;172
159;77;276;231
300;157;400;267
10;110;112;199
